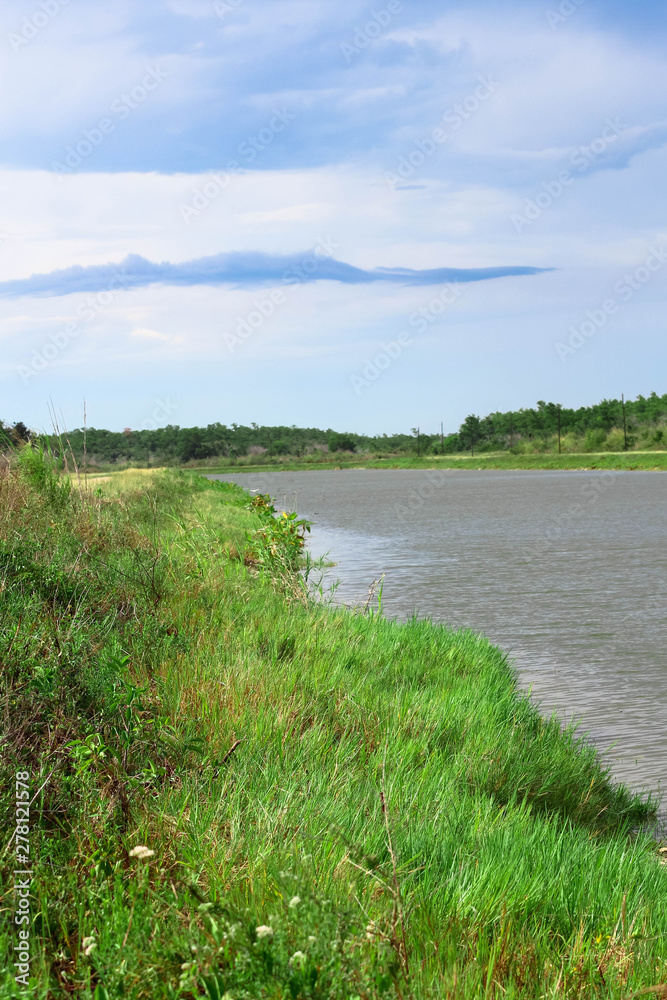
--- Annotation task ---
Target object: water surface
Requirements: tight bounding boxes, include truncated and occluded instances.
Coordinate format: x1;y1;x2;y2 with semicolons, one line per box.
212;469;666;796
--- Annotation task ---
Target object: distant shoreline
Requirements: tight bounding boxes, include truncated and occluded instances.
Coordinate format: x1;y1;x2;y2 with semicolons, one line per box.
191;451;667;475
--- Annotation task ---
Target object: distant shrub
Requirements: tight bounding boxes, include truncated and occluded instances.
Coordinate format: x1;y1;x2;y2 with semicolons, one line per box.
269;439;291;455
583;429;606;451
602;429;626;452
328;433;356;453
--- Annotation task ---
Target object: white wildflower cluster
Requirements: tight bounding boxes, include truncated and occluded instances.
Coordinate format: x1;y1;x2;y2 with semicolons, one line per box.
129;845;155;859
81;936;97;956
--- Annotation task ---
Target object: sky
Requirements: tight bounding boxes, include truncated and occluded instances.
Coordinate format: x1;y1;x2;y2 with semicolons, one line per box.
1;0;666;435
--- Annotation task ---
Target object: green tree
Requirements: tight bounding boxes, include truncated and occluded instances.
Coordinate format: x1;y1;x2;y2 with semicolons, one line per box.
461;414;481;456
328;432;356;453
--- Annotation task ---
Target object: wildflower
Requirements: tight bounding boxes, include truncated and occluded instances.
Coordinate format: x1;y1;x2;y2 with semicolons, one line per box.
256;925;274;939
290;950;307;968
82;936;97;956
308;935;316;943
289;895;301;908
129;845;155;859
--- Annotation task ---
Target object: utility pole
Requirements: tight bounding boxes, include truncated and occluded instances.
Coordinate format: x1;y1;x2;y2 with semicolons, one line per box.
622;393;628;451
557;404;562;454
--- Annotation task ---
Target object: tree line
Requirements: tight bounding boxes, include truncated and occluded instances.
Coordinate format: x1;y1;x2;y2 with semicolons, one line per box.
2;392;665;465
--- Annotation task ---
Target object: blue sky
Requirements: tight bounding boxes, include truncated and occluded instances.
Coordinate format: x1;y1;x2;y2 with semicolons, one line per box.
1;0;666;434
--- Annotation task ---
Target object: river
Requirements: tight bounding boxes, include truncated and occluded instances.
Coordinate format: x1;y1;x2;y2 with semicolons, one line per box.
210;468;666;798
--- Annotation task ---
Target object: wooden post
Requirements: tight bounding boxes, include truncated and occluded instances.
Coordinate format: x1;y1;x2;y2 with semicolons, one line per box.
622;394;628;451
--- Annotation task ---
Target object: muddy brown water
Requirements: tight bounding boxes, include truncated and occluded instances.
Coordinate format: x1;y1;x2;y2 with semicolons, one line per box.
210;469;666;800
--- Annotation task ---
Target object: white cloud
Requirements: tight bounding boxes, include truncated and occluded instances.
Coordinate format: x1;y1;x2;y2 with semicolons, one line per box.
130;326;184;344
239;203;333;224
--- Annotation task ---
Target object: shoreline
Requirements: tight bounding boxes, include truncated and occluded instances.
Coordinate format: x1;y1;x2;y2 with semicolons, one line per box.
191;450;667;475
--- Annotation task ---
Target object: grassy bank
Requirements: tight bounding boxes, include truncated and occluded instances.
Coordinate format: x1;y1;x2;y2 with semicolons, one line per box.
192;451;667;474
2;454;667;999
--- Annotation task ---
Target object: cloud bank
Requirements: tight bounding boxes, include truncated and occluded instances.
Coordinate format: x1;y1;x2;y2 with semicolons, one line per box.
0;251;552;299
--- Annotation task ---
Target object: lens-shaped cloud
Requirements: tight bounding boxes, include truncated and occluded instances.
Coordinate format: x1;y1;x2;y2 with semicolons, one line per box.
0;250;552;299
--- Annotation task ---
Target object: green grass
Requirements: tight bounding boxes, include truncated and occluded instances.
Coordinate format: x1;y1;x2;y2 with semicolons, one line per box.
2;452;667;998
190;450;667;474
